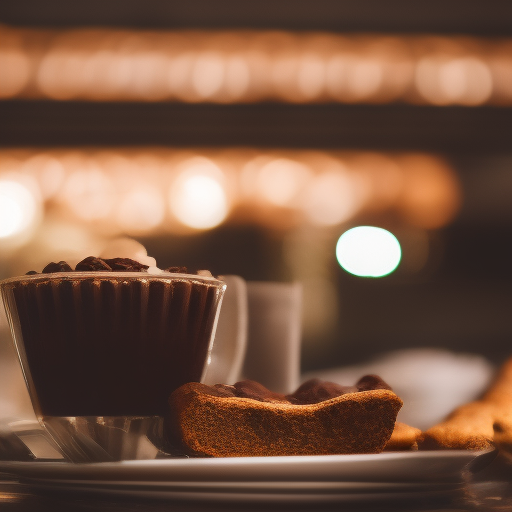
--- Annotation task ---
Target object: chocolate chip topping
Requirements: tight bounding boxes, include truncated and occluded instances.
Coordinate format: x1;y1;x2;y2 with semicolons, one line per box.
42;261;73;273
165;266;188;274
211;384;238;398
212;382;287;403
287;379;358;405
75;256;112;272
26;257;194;275
102;258;149;272
210;376;393;406
356;374;392;392
235;381;289;403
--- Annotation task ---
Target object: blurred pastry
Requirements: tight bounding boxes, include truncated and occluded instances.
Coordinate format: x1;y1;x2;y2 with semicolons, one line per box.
492;412;512;459
385;422;422;451
420;357;512;450
420;401;495;450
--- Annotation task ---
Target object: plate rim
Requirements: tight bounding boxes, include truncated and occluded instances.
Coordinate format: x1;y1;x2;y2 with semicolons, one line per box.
0;448;491;482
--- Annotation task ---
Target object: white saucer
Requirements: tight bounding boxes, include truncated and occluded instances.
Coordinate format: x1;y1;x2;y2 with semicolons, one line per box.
0;450;489;502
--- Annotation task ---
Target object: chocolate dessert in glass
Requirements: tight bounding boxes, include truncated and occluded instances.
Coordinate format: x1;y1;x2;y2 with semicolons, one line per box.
0;257;226;461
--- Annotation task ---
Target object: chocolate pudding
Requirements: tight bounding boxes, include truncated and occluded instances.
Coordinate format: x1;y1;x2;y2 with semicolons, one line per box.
1;265;225;417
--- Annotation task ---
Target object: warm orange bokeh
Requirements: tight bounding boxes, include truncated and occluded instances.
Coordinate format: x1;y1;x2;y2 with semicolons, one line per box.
1;25;510;106
0;148;461;245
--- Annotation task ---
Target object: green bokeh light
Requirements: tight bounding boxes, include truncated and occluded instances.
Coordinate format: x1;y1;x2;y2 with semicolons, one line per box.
336;226;401;277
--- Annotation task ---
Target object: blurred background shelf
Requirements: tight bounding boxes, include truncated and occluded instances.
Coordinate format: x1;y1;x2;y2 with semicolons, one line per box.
1;0;511;35
1;101;511;152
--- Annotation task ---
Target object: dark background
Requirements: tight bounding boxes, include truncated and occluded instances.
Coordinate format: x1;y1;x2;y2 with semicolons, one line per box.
1;0;511;371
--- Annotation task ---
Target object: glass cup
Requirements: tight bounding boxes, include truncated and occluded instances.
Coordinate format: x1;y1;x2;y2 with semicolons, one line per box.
0;271;226;461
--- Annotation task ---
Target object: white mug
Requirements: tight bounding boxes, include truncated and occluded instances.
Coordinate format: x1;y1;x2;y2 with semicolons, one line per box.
204;276;302;394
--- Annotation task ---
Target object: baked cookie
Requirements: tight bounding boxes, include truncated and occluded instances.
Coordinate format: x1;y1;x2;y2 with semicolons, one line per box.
166;378;403;457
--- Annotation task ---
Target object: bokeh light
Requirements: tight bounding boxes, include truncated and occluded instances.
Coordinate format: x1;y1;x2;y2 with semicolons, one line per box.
0;149;460;237
224;55;251;100
169;157;229;229
303;168;362;226
438;57;493;105
416;54;493;106
0;47;31;98
191;52;225;99
63;166;115;221
0;179;40;241
336;226;402;277
396;154;461;229
1;27;510;105
21;154;66;199
256;158;312;207
297;53;326;99
116;187;165;233
0;187;24;238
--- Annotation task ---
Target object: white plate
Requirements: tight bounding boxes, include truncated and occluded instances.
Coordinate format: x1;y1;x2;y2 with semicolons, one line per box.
0;451;487;482
0;450;489;499
20;479;469;503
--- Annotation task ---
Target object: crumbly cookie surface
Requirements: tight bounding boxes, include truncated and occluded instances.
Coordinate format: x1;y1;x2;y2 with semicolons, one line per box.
166;379;402;457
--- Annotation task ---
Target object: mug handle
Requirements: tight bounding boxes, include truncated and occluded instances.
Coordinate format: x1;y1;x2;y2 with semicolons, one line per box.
202;275;248;385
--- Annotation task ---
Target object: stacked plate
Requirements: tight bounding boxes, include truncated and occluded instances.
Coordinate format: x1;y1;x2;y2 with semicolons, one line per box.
0;450;490;504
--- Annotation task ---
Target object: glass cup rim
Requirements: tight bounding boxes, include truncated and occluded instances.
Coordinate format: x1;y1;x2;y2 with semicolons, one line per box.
0;271;226;288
